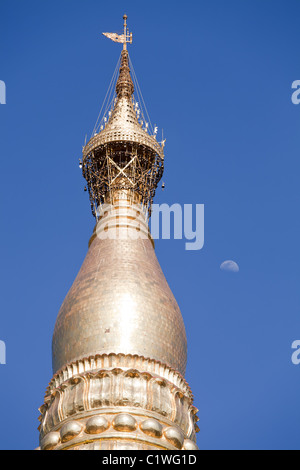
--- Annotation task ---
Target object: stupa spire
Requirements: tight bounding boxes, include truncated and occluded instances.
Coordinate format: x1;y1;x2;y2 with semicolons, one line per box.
115;49;134;98
81;17;164;218
38;15;199;451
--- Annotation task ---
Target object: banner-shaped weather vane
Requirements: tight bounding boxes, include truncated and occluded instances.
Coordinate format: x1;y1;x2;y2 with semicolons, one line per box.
103;14;133;50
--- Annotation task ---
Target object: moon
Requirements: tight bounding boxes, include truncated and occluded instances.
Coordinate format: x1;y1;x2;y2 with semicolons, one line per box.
220;260;239;273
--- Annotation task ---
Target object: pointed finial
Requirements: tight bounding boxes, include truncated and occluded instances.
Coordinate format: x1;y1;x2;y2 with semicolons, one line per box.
123;14;127;51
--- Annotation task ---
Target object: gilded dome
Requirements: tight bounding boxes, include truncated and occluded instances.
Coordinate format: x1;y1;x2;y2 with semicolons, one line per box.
52;230;187;376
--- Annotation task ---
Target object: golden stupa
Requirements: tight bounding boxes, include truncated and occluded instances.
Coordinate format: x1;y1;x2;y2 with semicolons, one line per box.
38;15;199;451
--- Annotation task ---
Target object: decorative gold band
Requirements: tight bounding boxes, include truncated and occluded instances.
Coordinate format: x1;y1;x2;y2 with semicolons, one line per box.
46;353;193;398
39;354;199;450
40;411;198;451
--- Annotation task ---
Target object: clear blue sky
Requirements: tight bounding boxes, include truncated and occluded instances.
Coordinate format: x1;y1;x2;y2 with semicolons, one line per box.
0;0;300;450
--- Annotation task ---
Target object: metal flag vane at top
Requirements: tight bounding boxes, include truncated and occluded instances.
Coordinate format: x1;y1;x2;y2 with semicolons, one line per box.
102;14;133;50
